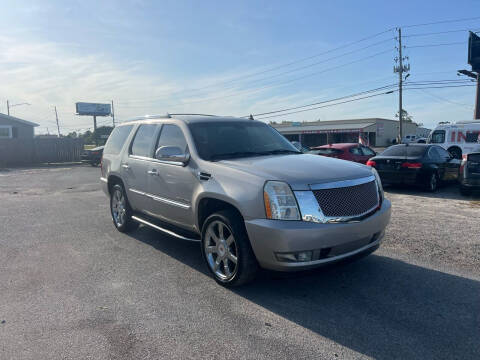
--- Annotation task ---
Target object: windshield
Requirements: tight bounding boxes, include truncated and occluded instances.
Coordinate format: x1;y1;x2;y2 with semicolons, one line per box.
188;121;300;160
381;145;427;157
429;130;446;144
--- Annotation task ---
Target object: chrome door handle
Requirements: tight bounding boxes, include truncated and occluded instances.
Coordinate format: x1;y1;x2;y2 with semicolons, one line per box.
121;164;130;170
147;170;159;176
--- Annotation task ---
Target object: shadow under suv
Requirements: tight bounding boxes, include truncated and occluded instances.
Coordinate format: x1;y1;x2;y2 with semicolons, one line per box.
100;114;391;286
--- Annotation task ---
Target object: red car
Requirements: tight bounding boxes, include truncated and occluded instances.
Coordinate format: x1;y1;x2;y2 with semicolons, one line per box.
309;143;377;164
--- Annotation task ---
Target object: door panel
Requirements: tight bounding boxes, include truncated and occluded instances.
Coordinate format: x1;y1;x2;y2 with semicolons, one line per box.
148;162;196;229
123;123;160;211
146;124;197;231
122;158;150;211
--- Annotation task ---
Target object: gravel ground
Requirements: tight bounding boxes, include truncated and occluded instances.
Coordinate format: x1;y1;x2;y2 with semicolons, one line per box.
0;165;478;360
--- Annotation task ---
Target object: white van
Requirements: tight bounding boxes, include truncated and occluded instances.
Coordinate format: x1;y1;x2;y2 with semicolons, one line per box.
428;121;480;159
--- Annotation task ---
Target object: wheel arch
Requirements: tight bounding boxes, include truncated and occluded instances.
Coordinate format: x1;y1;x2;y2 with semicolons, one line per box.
447;146;462;159
196;196;245;233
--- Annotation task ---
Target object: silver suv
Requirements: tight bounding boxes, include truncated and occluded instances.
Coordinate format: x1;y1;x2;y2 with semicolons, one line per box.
101;114;391;286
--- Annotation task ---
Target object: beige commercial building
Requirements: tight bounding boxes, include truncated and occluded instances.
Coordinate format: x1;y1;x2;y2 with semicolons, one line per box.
272;118;430;147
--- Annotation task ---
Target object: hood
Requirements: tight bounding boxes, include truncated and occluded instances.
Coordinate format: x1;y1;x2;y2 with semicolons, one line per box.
218;154;373;190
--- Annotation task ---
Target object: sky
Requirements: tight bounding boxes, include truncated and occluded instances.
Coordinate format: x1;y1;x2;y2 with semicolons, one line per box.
1;0;479;134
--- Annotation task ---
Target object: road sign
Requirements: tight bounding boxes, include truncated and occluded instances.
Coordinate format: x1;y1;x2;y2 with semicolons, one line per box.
75;102;111;116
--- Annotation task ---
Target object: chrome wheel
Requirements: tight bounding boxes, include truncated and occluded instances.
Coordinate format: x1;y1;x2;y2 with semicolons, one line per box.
204;220;238;281
111;189;126;227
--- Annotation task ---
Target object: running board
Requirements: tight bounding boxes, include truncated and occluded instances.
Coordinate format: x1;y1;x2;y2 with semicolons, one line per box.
131;216;200;242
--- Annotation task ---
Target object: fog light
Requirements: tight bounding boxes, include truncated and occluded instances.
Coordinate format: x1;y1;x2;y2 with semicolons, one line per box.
296;251;313;262
275;251;313;263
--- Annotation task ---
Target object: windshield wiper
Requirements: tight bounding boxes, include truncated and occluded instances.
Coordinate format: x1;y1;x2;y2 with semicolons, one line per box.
258;149;302;155
210;151;265;161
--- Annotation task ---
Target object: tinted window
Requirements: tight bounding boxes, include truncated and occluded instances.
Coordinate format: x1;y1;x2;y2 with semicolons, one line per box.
361;146;376;156
435;146;452;161
130;124;158;157
349;147;362;155
188;121;299;160
104;125;133;155
381;145;427;157
429;130;445;144
309;148;343;155
466;131;480;143
156;124;188;152
468;153;480;162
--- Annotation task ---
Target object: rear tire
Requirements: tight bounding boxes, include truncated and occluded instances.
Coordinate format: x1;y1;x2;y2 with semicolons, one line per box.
201;210;258;287
110;183;139;233
425;172;439;192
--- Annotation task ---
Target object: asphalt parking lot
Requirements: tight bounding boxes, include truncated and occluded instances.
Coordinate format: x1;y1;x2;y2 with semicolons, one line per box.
0;165;479;360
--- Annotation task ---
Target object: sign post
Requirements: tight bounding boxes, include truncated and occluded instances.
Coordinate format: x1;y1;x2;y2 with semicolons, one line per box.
468;32;480;119
75;102;112;145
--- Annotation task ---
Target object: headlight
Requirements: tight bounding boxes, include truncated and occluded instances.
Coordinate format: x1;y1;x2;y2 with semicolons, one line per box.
371;167;384;201
264;181;300;220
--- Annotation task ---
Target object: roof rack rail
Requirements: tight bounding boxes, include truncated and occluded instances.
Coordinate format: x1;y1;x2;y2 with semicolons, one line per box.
168;113;218;117
127;114;171;121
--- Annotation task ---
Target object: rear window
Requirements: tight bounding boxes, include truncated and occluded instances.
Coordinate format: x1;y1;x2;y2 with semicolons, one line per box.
310;148;343;155
381;145;427;157
103;125;133;155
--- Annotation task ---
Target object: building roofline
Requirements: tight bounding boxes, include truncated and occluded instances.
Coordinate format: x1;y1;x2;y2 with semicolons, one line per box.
0;113;39;127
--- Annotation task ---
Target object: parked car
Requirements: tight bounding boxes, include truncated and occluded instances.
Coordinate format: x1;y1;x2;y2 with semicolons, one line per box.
459;152;480;195
309;143;376;164
366;144;460;191
428;120;480;159
402;134;419;143
81;146;104;166
100;114;391;286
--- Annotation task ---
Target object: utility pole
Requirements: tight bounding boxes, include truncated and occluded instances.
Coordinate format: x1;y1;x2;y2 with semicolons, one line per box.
54;106;61;137
111;100;115;127
93;115;98;146
394;28;410;141
475;73;480;119
6;100;9;116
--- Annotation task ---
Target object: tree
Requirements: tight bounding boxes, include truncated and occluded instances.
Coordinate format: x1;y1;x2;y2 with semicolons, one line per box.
395;109;413;123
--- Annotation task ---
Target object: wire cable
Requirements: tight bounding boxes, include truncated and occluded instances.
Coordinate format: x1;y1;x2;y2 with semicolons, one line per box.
405;41;464;48
256;91;396;120
402;16;480;28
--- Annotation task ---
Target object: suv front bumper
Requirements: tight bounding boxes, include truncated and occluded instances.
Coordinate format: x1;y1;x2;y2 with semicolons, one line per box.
244;199;391;271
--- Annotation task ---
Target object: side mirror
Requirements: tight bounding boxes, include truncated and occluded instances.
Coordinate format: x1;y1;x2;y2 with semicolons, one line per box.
155;146;190;165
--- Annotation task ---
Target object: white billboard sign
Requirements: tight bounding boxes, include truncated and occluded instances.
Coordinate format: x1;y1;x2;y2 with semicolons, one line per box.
76;102;111;116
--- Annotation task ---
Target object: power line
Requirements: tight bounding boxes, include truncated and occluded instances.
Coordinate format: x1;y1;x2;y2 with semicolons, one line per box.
115;28;395;104
247;84;397;117
404;84;476;90
117;38;396;106
414;88;474;109
119;48;394;110
402;16;480;29
256;91;396;120
405;41;464;48
403;29;480;37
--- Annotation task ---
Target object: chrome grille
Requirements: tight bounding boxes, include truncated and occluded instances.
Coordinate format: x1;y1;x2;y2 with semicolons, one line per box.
313;180;378;218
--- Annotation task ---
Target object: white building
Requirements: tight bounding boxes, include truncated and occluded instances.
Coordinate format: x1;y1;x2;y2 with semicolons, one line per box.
272;118;430;147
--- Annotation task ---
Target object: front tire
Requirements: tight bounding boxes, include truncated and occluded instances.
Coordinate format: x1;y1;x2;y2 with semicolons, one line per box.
201;210;258;287
110;183;139;233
